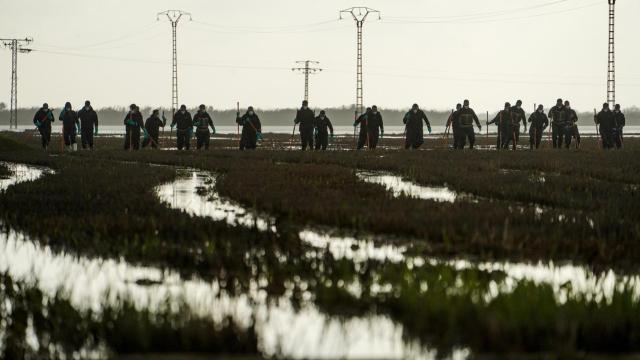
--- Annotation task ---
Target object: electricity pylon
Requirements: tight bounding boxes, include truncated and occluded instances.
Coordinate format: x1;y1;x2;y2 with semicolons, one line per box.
157;10;192;115
340;7;380;120
292;60;322;102
606;0;616;107
1;37;32;129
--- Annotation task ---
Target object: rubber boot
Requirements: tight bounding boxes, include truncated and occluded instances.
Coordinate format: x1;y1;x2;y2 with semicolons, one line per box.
72;143;78;152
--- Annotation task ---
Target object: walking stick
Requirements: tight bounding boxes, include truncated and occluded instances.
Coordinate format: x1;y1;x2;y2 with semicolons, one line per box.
443;110;453;148
236;102;242;149
485;111;489;144
594;109;601;149
290;123;297;150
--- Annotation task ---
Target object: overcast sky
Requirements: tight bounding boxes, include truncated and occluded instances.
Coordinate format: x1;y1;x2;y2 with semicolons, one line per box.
1;0;638;113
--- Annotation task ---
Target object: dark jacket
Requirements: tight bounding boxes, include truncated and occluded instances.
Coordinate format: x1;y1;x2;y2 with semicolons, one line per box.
596;109;616;129
171;111;193;131
457;107;480;128
33;108;54;127
354;112;371;135
366;112;384;133
60;109;79;131
613;111;625;129
548;105;567;126
489;110;512;127
315;116;334;135
566;108;578;126
78;107;99;130
236;113;261;134
403;109;431;135
124;111;144;130
510;106;526;127
528;111;549;129
193;111;214;132
294;108;315;132
145;115;166;134
447;110;459;128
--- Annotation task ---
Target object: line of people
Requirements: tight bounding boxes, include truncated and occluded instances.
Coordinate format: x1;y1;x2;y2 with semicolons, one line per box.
33;99;627;152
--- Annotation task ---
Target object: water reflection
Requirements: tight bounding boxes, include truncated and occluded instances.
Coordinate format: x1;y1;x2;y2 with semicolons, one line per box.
155;170;275;232
0;164;435;359
356;171;460;203
0;161;53;191
157;169;640;304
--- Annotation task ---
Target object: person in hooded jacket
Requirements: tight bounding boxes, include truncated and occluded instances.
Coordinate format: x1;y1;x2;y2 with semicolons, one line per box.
78;100;99;149
488;103;513;149
236;106;262;150
564;100;580;149
59;102;80;151
595;103;616;149
294;100;315;150
510;100;527;147
447;103;462;149
547;99;567;149
171;105;193;150
142;109;166;149
33;103;54;150
354;107;372;150
314;110;334;151
402;104;431;149
124;104;145;150
613;104;625;149
528;104;549;149
193;104;216;150
456;100;482;149
365;105;384;149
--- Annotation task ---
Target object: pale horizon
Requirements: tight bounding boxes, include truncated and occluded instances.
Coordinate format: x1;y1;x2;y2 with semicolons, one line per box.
1;0;639;113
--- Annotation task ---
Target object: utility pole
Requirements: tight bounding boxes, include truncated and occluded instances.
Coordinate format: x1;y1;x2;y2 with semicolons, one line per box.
291;60;322;102
157;10;192;116
1;37;32;129
340;7;380;120
606;0;616;107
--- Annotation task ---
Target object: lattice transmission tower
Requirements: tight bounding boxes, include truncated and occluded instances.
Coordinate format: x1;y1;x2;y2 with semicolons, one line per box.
340;7;380;120
292;60;322;102
157;10;192;115
606;0;616;107
1;37;32;129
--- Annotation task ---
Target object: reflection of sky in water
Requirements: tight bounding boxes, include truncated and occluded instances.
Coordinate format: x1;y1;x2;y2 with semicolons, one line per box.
357;171;459;203
155;170;275;232
0;163;440;359
0;161;53;190
158;169;640;304
3;163;639;359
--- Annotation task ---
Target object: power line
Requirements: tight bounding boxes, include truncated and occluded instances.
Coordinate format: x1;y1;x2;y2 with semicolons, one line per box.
385;0;572;21
382;1;600;24
157;10;192;115
1;37;32;129
292;60;322;102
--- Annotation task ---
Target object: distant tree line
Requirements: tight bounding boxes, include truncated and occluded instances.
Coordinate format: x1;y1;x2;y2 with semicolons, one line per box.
1;105;639;127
